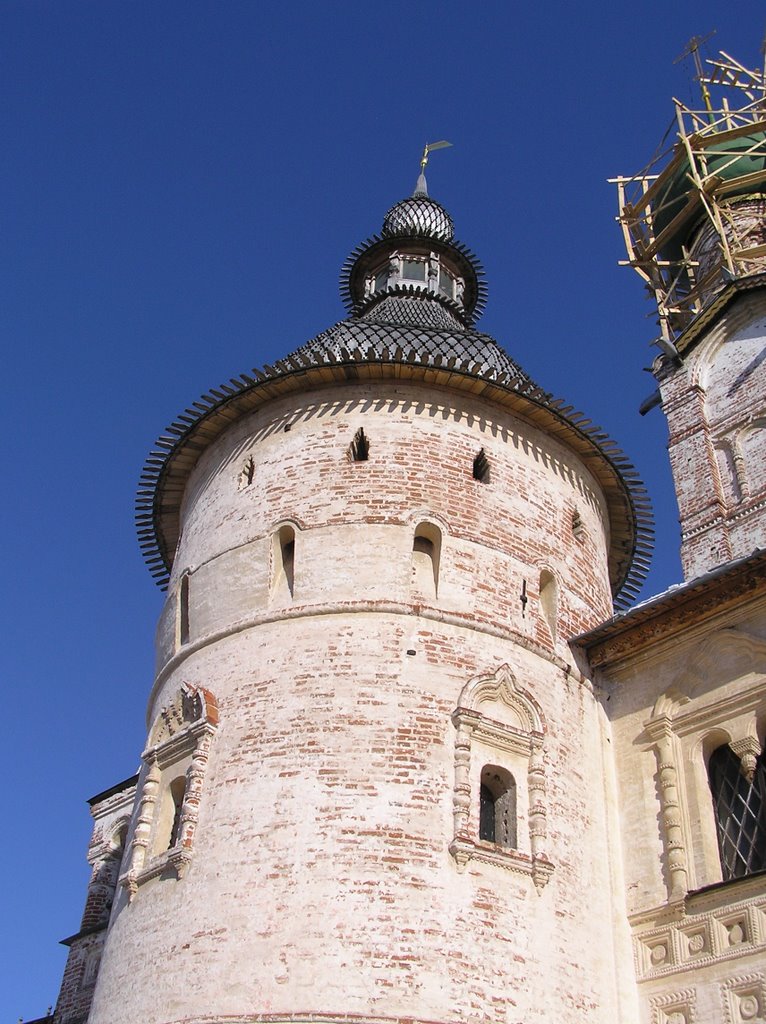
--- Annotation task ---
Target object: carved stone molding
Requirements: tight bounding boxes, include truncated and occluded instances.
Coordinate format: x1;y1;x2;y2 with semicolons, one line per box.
644;712;689;902
579;553;766;668
633;891;766;981
730;737;763;783
721;972;766;1024
650;988;697;1024
642;647;766;902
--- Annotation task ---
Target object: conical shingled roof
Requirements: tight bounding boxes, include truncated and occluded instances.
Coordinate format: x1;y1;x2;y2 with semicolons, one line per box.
291;294;534;382
136;183;654;608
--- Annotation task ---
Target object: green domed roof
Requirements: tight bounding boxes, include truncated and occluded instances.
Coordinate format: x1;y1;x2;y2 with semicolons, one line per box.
652;131;766;261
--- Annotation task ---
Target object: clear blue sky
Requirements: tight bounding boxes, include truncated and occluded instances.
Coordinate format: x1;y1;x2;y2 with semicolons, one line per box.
1;2;760;1018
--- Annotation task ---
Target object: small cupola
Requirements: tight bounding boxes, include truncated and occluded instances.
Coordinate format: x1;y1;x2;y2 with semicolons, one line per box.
340;153;487;326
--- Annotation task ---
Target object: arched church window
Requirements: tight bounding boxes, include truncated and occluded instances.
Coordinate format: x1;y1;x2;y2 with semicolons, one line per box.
367;253;463;302
479;765;517;848
237;454;255;490
439;265;455;299
449;664;552;890
708;740;766;880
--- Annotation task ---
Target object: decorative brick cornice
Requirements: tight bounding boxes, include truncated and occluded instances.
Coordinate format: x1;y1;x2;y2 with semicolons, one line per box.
574;549;766;668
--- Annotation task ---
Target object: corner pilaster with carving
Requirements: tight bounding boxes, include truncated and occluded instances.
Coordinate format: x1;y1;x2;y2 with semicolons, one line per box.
645;712;689;902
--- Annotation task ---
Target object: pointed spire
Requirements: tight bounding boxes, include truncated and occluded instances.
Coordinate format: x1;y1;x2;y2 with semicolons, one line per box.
414;170;428;197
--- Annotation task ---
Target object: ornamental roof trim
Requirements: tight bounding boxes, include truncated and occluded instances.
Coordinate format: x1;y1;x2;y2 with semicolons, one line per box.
136;338;654;610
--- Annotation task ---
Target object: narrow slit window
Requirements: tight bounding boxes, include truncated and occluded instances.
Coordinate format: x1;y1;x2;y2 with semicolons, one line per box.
412;522;441;599
349;428;370;462
473;448;490;483
274;525;295;598
539;569;558;644
179;572;190;646
479;765;517;849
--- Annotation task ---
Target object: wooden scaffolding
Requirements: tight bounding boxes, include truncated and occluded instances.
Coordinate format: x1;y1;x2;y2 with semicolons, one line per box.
612;51;766;343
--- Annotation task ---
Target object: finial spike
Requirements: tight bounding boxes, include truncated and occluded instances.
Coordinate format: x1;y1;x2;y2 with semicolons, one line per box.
414;140;452;195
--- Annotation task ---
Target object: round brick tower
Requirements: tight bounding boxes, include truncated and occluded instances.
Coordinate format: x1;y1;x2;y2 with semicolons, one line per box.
88;175;652;1024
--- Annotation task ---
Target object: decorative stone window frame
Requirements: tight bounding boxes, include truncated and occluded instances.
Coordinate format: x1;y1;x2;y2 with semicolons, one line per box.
643;628;766;901
449;663;553;891
120;684;218;900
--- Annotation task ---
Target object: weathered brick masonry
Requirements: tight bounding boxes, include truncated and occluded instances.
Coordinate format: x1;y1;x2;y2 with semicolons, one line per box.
88;376;635;1024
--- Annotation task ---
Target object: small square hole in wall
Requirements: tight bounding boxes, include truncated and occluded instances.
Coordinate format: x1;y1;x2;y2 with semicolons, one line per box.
473;448;490;483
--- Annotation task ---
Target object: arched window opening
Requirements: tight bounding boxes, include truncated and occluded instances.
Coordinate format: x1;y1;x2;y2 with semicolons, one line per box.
349;428;369;462
273;525;295;598
412;522;441;599
167;776;187;850
479;765;516;849
473;448;490;483
178;572;191;646
539;569;558;644
708;741;766;880
112;822;128;855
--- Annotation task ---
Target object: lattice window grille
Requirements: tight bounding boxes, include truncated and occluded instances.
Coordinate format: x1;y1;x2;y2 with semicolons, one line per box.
708;743;766;880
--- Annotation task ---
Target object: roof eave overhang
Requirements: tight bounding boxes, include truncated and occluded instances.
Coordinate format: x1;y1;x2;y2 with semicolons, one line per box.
573;547;766;668
137;358;653;607
674;271;766;359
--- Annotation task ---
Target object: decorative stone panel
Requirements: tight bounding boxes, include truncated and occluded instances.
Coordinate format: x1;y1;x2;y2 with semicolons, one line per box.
633;892;766;981
650;987;696;1024
721;973;766;1023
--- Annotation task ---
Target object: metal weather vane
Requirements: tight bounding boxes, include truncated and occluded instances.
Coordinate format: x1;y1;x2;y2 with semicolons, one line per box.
420;140;453;172
415;140;452;196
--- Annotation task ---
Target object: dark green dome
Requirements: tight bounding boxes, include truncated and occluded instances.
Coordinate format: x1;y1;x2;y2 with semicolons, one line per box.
652;131;766;261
